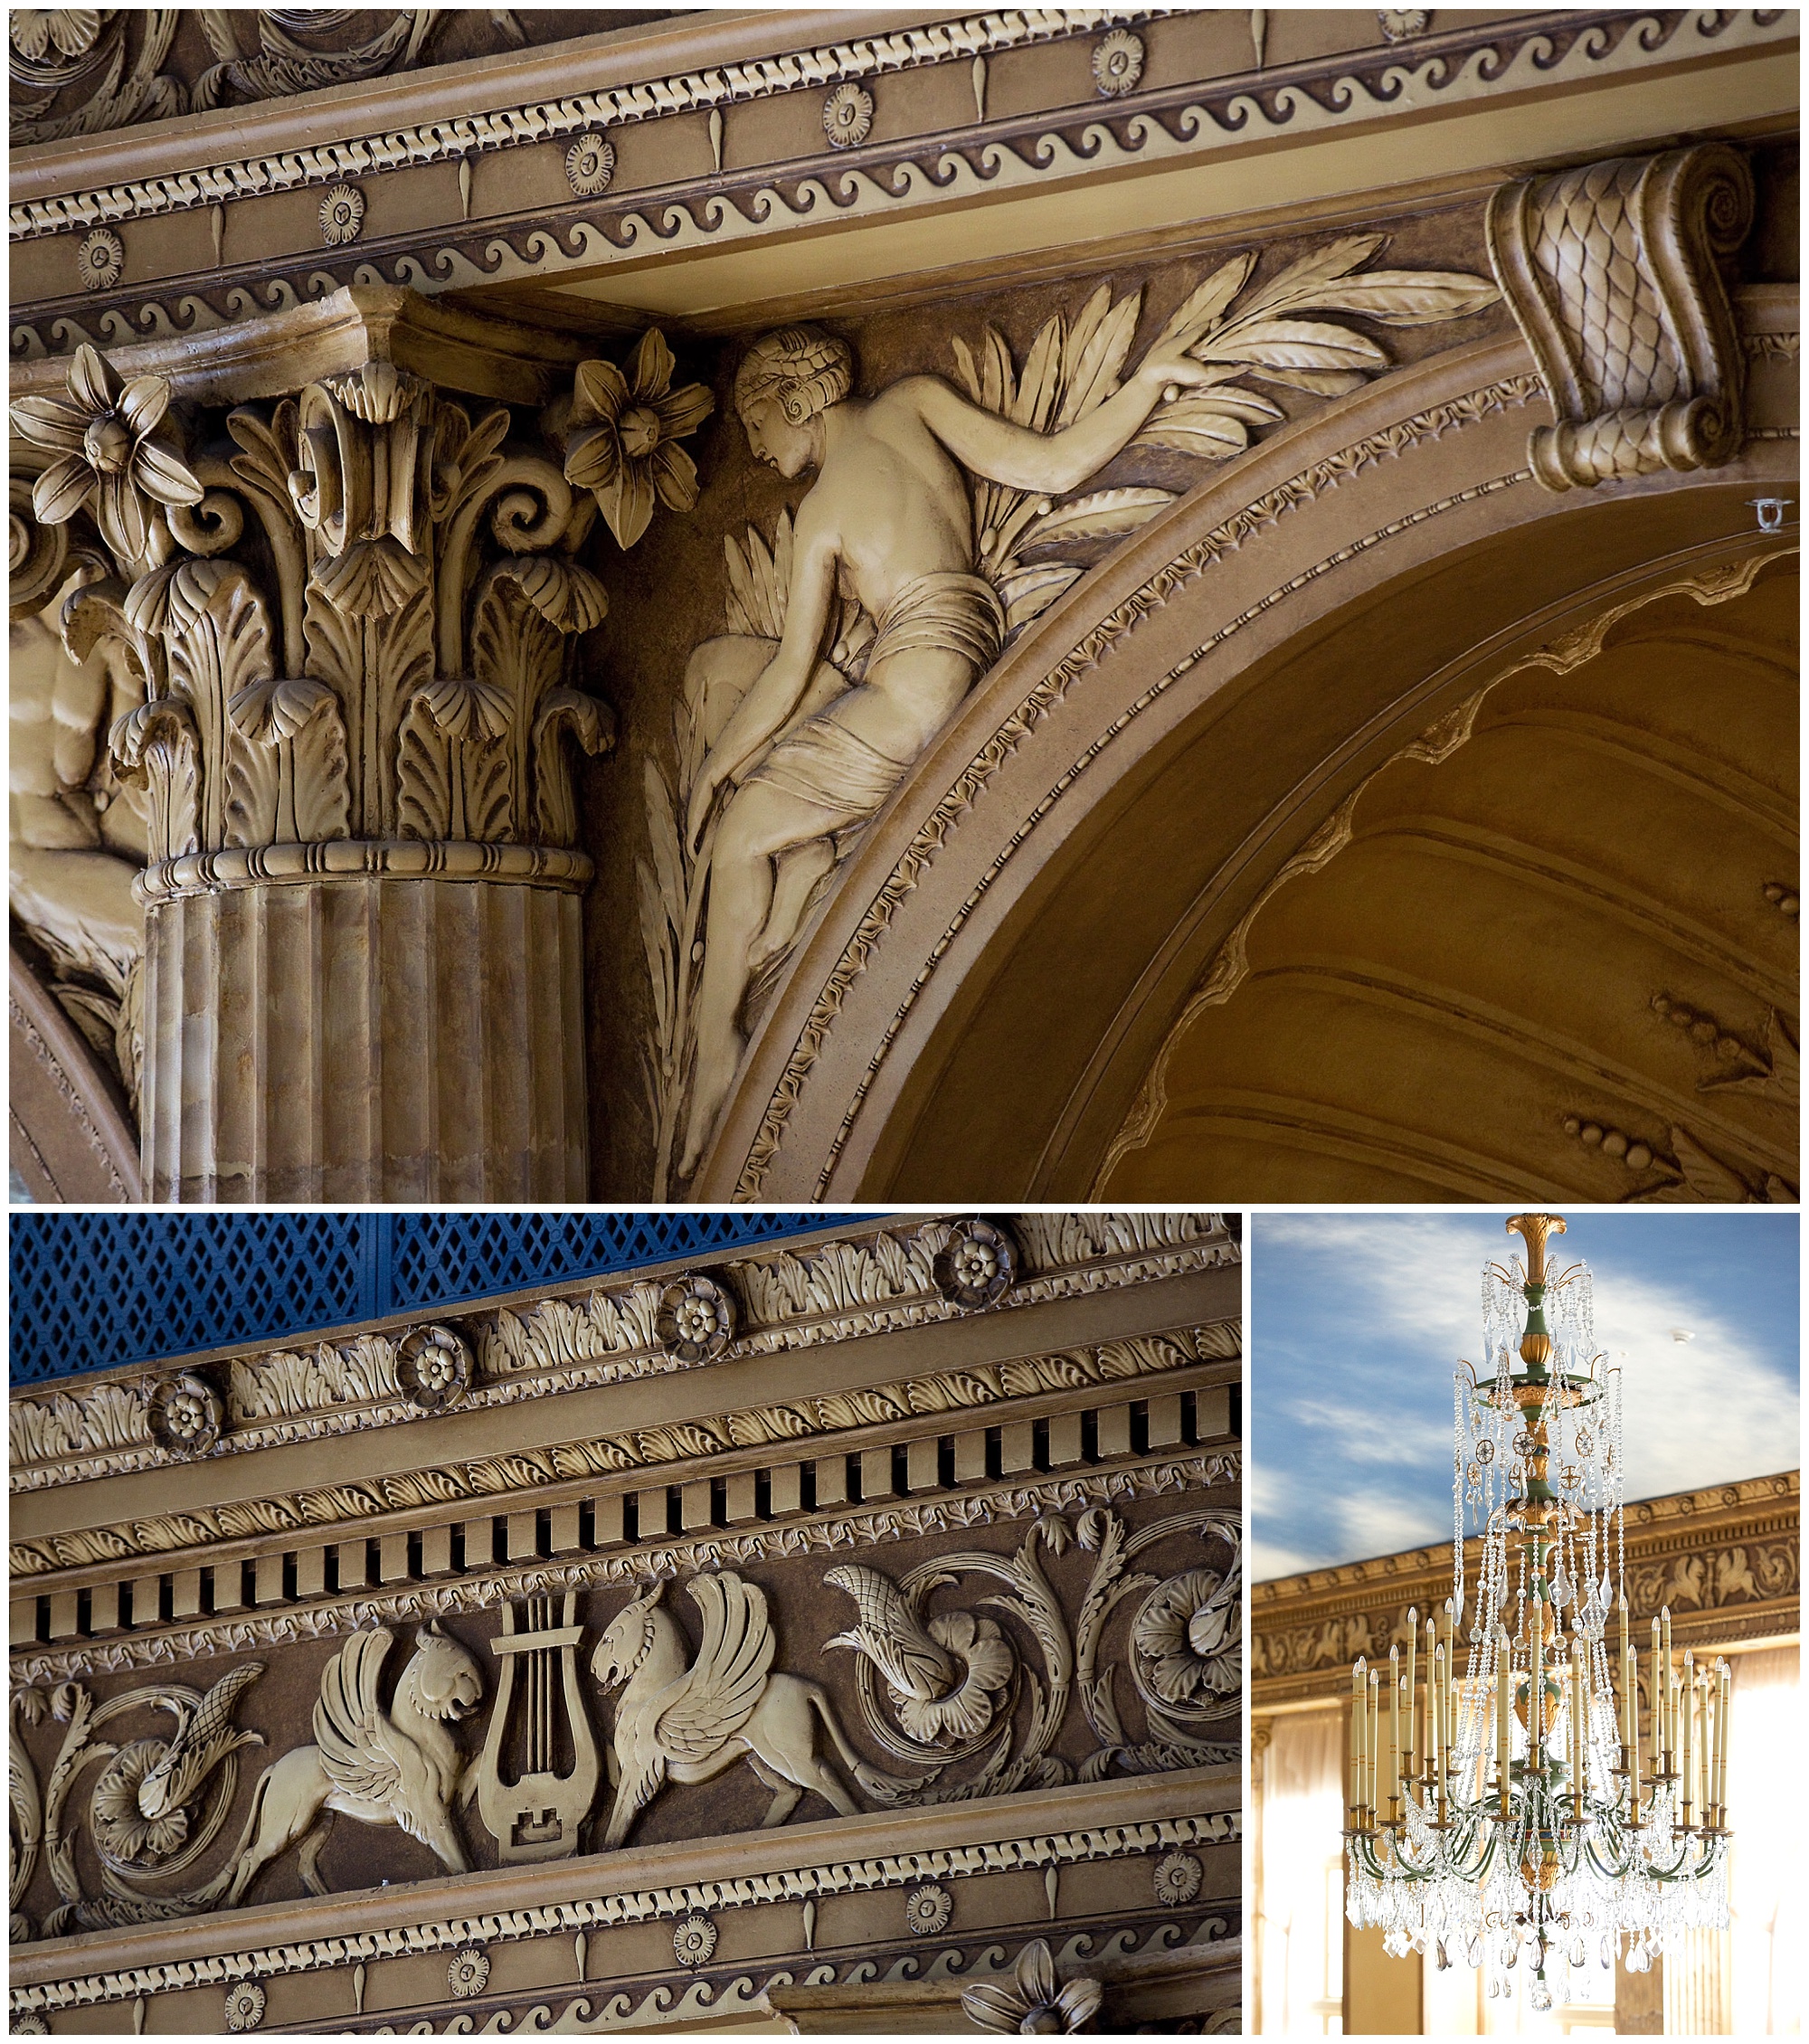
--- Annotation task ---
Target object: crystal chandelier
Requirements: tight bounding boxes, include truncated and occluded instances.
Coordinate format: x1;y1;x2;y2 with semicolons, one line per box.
1344;1212;1731;2011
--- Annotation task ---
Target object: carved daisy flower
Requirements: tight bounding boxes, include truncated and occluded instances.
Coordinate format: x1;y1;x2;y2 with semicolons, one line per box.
1378;9;1431;41
76;227;123;293
895;1609;1015;1746
448;1946;490;1999
566;132;617;196
906;1882;953;1936
563;329;714;551
673;1913;717;1968
10;344;203;568
961;1940;1103;2035
1153;1850;1203;1907
318;183;365;247
224;1980;267;2032
822;80;873;149
92;1738;191;1863
1132;1568;1240;1707
1093;28;1144;96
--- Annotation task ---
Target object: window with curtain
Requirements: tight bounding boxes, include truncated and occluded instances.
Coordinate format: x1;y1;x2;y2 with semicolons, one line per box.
1256;1708;1346;2035
1722;1643;1801;2037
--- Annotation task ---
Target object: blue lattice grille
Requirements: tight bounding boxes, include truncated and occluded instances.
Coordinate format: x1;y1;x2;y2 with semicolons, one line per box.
10;1212;839;1386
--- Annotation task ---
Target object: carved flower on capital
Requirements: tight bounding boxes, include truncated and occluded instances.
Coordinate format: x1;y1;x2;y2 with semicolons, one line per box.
448;1945;490;1998
673;1913;717;1968
1133;1568;1240;1708
933;1217;1015;1310
224;1979;267;2032
1378;9;1431;41
147;1373;222;1459
10;343;203;568
566;132;617;195
907;1882;953;1936
319;182;365;246
396;1325;474;1412
10;9;104;62
562;329;714;551
76;227;124;292
962;1939;1102;2035
822;80;874;149
1093;28;1144;96
655;1273;735;1364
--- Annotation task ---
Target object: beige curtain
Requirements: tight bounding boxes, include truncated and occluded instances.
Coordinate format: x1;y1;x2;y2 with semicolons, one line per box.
1722;1643;1801;2036
1256;1708;1347;2034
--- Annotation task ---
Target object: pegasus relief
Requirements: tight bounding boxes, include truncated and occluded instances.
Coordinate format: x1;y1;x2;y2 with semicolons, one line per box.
200;1623;483;1906
591;1572;911;1847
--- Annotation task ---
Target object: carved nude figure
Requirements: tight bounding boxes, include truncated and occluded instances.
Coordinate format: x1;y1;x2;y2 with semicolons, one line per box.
592;1572;908;1846
200;1623;482;1906
675;323;1218;1175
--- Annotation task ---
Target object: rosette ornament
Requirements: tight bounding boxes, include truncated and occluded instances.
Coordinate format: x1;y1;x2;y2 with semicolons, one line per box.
655;1273;735;1363
1132;1567;1240;1709
11;344;202;568
826;1564;1015;1746
932;1216;1016;1310
147;1373;222;1458
563;330;714;550
396;1324;473;1412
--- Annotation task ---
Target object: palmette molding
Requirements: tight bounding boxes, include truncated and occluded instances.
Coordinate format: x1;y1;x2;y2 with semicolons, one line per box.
10;1213;1236;1491
7;1811;1235;2019
1487;142;1756;490
13;1450;1237;1683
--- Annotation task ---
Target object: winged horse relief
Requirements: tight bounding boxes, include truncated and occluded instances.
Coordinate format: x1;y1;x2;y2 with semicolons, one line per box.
199;1623;484;1906
592;1573;917;1847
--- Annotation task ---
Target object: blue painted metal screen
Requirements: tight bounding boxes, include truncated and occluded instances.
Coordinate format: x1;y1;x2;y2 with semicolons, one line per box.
9;1212;839;1386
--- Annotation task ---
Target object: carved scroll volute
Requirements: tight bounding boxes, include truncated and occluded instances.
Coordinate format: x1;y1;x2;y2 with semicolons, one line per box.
1486;143;1754;491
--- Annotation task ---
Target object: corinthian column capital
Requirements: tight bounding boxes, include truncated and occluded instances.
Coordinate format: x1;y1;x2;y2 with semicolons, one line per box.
8;289;712;1201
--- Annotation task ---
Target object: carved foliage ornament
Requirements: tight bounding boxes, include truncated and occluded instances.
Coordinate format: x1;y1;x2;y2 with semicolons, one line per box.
7;319;714;892
1486;143;1755;491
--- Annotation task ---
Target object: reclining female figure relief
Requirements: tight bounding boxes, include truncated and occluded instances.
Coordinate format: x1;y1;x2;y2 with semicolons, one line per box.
676;322;1216;1178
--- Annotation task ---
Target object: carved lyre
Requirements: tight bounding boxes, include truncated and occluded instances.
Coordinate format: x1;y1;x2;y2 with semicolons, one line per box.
476;1594;601;1862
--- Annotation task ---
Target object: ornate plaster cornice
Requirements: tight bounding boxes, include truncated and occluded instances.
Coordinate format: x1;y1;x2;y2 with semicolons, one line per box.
1251;1469;1799;1711
10;1325;1239;1573
10;11;1795;367
12;1447;1236;1683
9;1797;1236;2016
9;11;1162;241
10;1213;1236;1493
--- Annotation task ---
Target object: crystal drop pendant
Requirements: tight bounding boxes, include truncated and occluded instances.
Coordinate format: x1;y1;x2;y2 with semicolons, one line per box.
1550;1565;1571;1606
1468;1935;1484;1969
1531;1980;1553;2013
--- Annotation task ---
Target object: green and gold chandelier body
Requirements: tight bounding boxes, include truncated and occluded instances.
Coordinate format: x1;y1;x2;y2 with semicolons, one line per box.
1344;1214;1731;2011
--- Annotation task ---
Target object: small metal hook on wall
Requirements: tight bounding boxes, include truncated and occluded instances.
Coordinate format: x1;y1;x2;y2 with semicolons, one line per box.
1748;497;1793;533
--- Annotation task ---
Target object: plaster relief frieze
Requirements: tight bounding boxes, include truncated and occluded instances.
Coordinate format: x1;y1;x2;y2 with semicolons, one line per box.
659;247;1495;1182
13;1451;1236;1685
13;1501;1236;1960
10;1216;1237;1492
1250;1471;1798;1708
737;371;1546;1199
11;1324;1235;1572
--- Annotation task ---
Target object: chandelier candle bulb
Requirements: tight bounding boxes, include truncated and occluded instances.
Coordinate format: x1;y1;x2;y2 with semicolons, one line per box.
1342;1214;1730;2006
1715;1661;1729;1822
1350;1661;1366;1818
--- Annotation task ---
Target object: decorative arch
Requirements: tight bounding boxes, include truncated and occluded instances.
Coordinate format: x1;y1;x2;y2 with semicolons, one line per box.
695;330;1798;1203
